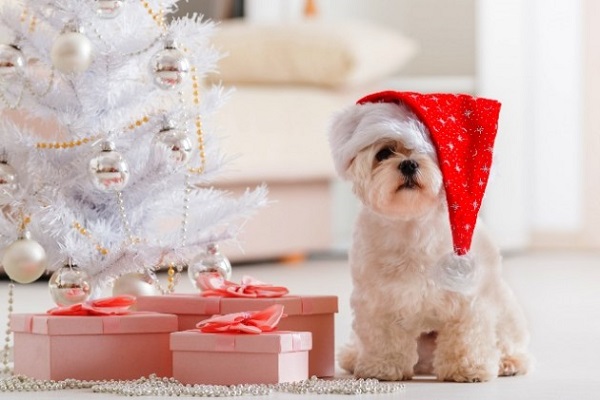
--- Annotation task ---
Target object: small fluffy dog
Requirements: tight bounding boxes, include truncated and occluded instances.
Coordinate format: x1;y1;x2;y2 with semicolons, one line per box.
329;91;530;382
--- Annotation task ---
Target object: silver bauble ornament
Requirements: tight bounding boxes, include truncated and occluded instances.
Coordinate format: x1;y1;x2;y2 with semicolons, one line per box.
149;40;190;90
88;141;130;192
188;244;232;292
113;271;159;297
49;263;92;306
153;120;193;165
2;231;47;284
0;44;25;79
0;160;18;204
95;0;124;18
50;23;93;74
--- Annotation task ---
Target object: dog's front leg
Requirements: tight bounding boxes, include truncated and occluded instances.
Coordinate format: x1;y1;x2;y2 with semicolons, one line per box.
433;309;500;382
352;307;419;381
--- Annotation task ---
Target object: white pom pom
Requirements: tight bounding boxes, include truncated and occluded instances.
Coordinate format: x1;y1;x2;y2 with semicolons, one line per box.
432;252;479;294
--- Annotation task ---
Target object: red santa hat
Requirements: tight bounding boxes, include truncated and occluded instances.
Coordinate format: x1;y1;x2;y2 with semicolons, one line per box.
329;91;501;291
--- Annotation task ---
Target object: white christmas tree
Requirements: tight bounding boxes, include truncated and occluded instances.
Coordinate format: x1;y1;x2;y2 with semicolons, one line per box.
0;0;266;298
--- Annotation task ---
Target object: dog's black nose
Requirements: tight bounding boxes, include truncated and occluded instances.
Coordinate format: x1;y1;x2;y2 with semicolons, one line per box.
399;160;419;176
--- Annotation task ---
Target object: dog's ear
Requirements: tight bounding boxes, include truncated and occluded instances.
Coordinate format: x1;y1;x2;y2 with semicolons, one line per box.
328;105;368;178
329;105;364;147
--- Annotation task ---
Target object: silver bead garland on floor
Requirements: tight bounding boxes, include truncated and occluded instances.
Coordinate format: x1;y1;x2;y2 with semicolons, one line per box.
1;283;14;376
275;376;404;395
0;374;406;396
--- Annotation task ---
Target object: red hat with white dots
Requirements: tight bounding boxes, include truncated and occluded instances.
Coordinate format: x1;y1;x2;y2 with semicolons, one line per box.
356;91;501;261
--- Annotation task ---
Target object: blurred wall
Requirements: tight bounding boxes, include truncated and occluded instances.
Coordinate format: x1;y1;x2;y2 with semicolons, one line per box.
579;0;600;248
245;0;475;77
319;0;475;77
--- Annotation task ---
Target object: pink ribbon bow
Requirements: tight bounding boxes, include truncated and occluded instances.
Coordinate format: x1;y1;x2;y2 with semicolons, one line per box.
47;295;136;316
200;275;289;298
196;304;285;334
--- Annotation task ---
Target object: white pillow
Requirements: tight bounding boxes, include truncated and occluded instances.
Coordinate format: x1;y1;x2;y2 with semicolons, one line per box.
209;19;418;88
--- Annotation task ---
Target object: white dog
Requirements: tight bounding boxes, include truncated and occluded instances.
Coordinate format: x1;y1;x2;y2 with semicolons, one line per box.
329;91;530;382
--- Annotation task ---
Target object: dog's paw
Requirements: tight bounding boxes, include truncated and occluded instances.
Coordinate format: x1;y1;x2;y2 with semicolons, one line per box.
435;359;497;383
354;358;413;381
499;353;530;376
337;344;358;373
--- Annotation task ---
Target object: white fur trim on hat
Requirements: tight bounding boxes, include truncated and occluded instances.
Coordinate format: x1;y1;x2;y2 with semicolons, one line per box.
328;102;435;179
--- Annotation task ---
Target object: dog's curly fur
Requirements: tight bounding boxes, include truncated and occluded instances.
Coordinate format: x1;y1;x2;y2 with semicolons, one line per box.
334;103;530;382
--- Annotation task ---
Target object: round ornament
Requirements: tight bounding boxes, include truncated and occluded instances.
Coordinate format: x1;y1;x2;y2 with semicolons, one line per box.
95;0;124;19
50;24;93;74
0;44;25;79
153;120;193;165
188;244;232;291
49;263;92;306
2;231;47;284
0;160;18;204
149;40;190;90
88;141;130;192
112;270;159;297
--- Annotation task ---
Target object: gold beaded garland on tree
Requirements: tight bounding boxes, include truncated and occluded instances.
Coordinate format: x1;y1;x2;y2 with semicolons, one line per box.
188;68;207;175
72;221;109;256
140;0;166;29
35;114;152;151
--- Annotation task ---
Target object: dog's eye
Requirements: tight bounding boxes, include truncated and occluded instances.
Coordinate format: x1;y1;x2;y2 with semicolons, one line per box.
375;147;394;162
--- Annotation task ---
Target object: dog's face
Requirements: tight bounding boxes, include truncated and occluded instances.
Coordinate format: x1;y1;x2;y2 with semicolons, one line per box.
348;139;443;220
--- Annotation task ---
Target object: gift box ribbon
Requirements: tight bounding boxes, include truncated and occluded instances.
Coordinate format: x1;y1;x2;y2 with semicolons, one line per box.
196;304;285;334
47;295;136;316
201;275;289;298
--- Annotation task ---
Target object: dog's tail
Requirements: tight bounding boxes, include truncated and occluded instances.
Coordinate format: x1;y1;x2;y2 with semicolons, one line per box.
337;343;358;373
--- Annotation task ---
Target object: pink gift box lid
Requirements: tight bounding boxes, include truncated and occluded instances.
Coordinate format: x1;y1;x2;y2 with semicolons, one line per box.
137;295;338;316
10;312;178;335
171;330;312;354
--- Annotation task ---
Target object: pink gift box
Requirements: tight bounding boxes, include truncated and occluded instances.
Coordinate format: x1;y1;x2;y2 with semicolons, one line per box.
171;330;312;385
10;312;178;381
136;294;338;377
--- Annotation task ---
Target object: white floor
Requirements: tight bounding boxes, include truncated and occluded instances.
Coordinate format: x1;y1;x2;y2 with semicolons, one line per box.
1;250;600;399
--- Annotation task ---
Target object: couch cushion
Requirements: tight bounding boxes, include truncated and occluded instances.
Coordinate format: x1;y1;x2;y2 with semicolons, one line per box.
210;19;418;88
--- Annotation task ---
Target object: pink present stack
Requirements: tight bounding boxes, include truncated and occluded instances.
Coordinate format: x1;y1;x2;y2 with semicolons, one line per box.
137;278;338;378
11;312;177;380
10;278;338;385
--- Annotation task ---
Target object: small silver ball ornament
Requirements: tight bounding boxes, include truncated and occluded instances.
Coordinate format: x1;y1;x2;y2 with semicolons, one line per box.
0;160;18;205
188;244;232;291
149;40;190;90
2;231;47;284
153;120;193;165
88;141;130;192
49;263;92;306
113;271;159;297
50;24;93;74
95;0;124;19
0;44;25;79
